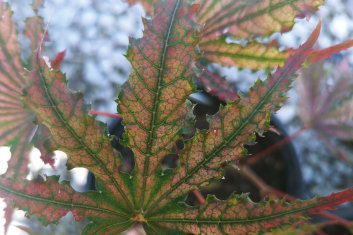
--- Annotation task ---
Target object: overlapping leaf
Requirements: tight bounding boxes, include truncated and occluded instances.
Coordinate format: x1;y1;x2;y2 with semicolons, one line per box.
118;0;199;209
129;0;323;69
0;2;37;180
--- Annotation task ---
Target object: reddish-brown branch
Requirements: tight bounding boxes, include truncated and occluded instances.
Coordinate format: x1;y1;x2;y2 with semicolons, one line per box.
89;110;122;119
193;190;206;204
248;126;309;164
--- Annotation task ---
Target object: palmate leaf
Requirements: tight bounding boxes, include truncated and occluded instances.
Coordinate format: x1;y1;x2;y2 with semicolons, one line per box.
1;0;353;234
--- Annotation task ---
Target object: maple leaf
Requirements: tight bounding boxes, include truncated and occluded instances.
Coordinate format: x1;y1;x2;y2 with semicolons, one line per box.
297;60;353;160
1;0;353;234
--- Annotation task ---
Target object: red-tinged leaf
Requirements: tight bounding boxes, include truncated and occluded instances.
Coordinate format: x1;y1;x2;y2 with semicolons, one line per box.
196;0;323;41
298;60;353;160
308;40;353;63
0;2;37;180
118;0;199;210
24;53;136;214
142;21;321;216
51;50;66;70
195;68;237;102
0;176;131;229
144;188;353;234
200;36;290;70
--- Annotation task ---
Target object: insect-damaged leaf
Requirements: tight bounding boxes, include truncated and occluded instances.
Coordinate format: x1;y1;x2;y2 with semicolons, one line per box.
1;0;353;234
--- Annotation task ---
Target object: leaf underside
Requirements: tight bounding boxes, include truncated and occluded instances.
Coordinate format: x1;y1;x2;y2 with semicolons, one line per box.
1;0;353;235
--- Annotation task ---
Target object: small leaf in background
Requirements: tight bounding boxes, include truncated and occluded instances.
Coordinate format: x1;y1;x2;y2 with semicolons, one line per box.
298;60;353;160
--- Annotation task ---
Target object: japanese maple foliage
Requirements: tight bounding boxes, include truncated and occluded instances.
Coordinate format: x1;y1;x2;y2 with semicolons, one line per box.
1;0;353;234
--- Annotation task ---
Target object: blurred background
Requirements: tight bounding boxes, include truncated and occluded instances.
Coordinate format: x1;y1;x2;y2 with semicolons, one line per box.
0;0;353;234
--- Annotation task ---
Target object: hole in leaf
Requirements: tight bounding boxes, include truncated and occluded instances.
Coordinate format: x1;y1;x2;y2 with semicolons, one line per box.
181;127;196;140
195;116;209;130
184;166;260;206
162;154;179;169
69;168;96;192
108;118;135;173
0;146;11;175
176;139;184;150
118;146;135;174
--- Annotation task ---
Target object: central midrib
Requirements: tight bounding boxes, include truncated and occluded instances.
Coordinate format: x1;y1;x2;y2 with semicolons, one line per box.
140;0;181;209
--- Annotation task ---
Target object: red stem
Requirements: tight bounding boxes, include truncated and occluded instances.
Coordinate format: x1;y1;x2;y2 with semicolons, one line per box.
193;190;206;204
248;126;309;164
89;110;122;119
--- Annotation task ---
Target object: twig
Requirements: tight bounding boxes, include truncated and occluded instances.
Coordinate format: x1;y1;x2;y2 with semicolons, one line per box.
89;110;122;119
248;126;309;164
193;190;206;204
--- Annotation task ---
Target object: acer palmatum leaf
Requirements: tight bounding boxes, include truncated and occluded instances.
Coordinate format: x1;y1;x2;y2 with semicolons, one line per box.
1;0;353;234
